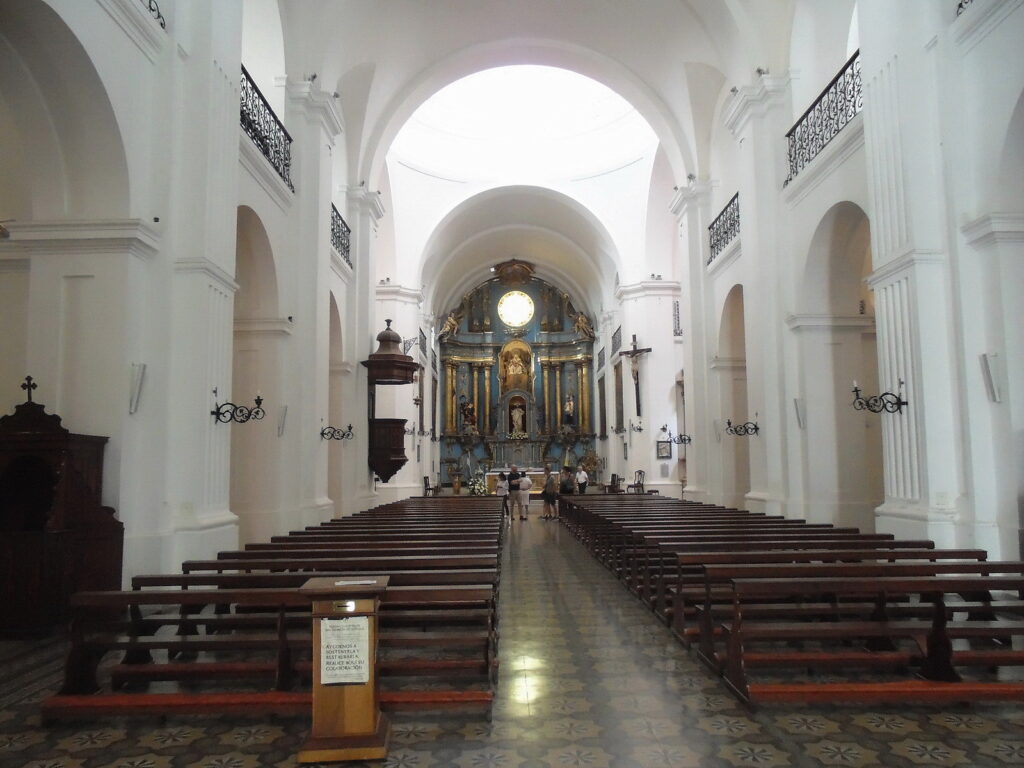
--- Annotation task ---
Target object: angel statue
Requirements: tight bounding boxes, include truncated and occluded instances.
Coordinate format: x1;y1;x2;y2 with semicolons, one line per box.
572;311;596;340
438;306;463;341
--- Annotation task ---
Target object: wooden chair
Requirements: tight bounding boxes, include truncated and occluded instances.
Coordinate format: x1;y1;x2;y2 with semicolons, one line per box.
602;473;624;494
423;475;441;497
626;470;645;493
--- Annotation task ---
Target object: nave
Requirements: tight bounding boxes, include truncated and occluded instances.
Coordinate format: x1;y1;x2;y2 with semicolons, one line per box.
3;515;1024;768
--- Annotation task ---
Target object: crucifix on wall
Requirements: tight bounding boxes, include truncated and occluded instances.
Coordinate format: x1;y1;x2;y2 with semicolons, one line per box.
619;334;651;417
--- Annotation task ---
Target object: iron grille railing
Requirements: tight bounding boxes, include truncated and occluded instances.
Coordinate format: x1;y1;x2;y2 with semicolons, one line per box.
240;65;293;191
419;329;427;357
143;0;166;28
598;348;605;370
673;300;683;337
612;327;622;355
707;193;740;266
783;50;862;187
432;351;437;372
331;204;352;267
956;0;974;15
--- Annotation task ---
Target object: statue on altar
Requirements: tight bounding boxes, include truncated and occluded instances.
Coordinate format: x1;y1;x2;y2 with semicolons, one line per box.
459;397;477;431
500;342;532;393
572;311;595;340
563;393;576;425
511;403;525;433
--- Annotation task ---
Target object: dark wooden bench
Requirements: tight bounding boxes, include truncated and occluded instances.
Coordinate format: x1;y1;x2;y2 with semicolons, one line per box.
709;564;1024;705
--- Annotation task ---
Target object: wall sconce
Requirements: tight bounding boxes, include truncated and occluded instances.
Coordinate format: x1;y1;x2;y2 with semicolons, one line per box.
725;414;759;436
661;424;692;444
851;380;908;414
417;425;429;437
321;423;354;440
212;388;265;424
630;419;644;433
404;422;416;435
413;395;422;407
611;426;626;435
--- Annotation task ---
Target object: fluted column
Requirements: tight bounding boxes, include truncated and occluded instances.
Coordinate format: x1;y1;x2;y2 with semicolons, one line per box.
445;361;456;433
579;360;591;433
542;363;551;433
555;363;562;430
472;365;480;427
483;362;492;435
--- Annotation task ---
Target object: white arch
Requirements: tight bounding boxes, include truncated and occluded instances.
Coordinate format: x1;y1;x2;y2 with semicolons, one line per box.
357;38;697;190
419;185;620;316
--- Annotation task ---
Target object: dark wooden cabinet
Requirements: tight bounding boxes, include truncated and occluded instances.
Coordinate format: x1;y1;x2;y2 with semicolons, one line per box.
0;388;123;636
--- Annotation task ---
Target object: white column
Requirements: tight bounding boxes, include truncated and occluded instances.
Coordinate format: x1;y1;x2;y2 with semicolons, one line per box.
671;181;714;501
615;280;683;496
373;284;425;504
163;4;246;568
283;79;345;529
345;185;387;510
720;74;793;515
860;4;965;544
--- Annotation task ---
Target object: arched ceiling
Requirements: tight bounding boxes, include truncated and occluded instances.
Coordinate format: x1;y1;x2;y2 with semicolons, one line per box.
421;186;617;318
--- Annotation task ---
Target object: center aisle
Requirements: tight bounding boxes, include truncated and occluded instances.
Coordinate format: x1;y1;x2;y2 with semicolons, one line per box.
383;514;1024;768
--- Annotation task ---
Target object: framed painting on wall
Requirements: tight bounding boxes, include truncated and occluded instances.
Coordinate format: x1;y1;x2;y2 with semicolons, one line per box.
656;440;672;460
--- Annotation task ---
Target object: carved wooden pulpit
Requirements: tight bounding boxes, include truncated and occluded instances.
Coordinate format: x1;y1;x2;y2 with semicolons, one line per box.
0;377;124;636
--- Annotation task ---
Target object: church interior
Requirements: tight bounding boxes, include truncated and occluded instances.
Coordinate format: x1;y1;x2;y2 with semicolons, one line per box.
1;0;1024;765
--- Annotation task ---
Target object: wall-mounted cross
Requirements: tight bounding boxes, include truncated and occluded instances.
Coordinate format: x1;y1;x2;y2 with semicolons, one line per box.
619;335;652;416
21;375;37;403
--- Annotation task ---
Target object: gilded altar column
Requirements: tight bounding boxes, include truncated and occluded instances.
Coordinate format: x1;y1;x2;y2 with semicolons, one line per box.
483;362;492;435
578;360;590;433
472;365;480;426
542;363;551;433
554;363;562;431
445;361;457;433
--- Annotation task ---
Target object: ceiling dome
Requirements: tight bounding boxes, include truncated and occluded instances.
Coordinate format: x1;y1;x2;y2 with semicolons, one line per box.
389;65;658;184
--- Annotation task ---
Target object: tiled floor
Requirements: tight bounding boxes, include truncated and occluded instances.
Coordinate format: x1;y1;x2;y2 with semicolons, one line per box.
3;516;1024;767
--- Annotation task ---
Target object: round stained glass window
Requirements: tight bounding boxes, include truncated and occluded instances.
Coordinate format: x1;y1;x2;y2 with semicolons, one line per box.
496;291;534;327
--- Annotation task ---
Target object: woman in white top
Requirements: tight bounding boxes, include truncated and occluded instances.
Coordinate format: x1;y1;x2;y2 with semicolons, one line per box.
495;472;510;520
575;466;589;495
518;474;533;520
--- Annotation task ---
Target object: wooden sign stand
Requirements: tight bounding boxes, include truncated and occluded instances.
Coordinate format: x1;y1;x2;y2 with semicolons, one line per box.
297;576;391;764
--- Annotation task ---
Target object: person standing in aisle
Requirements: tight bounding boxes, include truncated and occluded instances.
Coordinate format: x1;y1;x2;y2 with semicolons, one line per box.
507;465;522;521
496;471;510;522
540;465;558;519
518;473;533;520
575;464;589;495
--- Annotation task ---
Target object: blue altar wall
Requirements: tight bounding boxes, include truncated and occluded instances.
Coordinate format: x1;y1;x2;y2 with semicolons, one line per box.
438;275;595;484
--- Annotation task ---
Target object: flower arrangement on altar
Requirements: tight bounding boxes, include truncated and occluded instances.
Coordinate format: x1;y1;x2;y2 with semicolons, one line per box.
507;430;529;440
466;472;489;496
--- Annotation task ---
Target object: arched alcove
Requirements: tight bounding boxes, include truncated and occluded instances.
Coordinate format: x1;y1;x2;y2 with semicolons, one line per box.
794;201;881;529
717;285;750;509
0;0;129;220
230;206;283;544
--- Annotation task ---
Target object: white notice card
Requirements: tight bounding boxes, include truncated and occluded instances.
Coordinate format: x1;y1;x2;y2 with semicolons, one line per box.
320;616;370;685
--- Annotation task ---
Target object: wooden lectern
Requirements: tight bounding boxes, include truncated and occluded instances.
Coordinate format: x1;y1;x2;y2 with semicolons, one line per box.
298;576;390;764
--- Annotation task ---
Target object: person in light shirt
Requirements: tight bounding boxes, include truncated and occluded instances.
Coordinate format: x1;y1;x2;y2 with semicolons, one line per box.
575;465;589;495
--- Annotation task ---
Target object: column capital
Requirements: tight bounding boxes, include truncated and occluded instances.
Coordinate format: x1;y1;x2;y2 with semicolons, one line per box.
669;181;716;219
722;74;790;138
343;185;386;224
286;79;344;139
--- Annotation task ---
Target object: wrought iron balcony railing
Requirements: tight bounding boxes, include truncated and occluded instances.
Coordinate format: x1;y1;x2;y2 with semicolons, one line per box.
142;0;166;28
331;204;352;267
783;50;862;187
707;192;739;266
240;65;294;191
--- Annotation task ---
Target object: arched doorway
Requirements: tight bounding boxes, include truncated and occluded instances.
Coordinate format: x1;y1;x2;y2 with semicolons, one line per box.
793;202;881;529
327;292;346;517
717;285;750;509
230;206;283;544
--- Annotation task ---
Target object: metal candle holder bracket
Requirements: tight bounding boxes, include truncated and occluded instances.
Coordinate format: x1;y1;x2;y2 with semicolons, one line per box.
321;423;354;440
661;425;692;444
852;379;908;414
725;414;759;436
211;388;265;424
